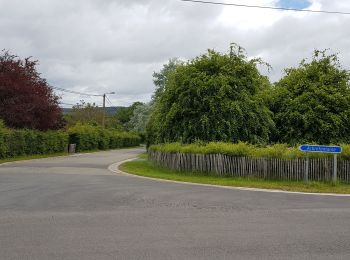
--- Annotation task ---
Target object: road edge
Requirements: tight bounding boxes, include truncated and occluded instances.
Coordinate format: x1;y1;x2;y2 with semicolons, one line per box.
108;159;350;197
0;147;142;167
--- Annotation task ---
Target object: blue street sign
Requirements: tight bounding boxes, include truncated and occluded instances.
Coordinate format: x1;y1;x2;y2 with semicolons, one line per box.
299;145;342;154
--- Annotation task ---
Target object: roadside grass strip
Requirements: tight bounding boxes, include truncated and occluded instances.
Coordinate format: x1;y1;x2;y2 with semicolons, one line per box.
119;159;350;194
0;152;68;164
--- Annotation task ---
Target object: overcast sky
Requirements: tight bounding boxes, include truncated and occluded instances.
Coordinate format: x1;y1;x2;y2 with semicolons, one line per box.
0;0;349;107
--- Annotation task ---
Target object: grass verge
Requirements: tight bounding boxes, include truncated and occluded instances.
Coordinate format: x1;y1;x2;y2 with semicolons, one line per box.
0;152;68;164
120;159;350;194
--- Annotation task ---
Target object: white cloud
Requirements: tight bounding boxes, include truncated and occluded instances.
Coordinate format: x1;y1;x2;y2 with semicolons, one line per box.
0;0;349;106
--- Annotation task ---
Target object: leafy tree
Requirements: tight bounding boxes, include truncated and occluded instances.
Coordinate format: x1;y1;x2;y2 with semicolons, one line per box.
128;102;153;135
148;44;274;144
152;58;182;102
65;100;123;130
113;101;143;129
64;100;104;127
271;50;350;144
0;51;62;130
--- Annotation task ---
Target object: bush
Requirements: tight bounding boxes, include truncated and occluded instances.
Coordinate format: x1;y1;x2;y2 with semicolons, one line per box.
67;123;141;152
0;121;140;159
147;45;274;145
0;124;69;158
270;51;350;145
0;121;8;158
149;142;350;160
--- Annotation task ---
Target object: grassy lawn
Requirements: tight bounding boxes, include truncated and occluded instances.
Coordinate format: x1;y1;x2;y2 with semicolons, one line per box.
120;158;350;194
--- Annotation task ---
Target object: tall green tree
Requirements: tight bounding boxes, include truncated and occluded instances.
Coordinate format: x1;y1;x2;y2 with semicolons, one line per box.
128;103;153;135
112;102;143;129
271;50;350;144
152;58;182;102
148;44;274;144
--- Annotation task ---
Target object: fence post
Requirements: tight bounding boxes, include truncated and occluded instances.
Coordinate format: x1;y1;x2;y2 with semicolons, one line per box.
304;155;309;183
333;154;337;183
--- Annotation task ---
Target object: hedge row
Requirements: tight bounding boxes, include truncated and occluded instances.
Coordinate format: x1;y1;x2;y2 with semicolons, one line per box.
0;127;68;158
149;142;350;160
0;123;141;159
67;124;141;152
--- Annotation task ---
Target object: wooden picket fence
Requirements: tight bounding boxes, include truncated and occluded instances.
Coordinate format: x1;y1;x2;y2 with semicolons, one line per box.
148;150;350;182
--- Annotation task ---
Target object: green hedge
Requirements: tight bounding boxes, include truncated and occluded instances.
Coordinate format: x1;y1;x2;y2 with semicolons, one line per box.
0;122;141;159
149;142;350;160
0;128;69;158
67;123;141;152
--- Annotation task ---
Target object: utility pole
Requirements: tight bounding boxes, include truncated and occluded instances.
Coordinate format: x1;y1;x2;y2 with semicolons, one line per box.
102;93;106;129
102;92;115;129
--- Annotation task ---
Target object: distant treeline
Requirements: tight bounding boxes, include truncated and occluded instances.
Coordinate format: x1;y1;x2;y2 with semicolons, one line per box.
62;106;123;115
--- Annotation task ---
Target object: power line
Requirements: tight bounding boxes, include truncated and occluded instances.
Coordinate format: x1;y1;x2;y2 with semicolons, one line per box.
59;102;76;106
53;87;101;97
180;0;350;15
60;101;104;107
52;86;102;97
106;99;112;106
105;95;114;107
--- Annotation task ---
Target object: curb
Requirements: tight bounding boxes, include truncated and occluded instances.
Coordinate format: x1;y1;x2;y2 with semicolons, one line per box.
109;158;350;197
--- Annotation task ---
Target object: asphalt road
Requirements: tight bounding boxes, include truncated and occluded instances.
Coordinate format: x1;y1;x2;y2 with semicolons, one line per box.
1;148;350;260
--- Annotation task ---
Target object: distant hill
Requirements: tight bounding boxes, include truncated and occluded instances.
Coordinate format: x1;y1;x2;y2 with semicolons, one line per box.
62;106;124;116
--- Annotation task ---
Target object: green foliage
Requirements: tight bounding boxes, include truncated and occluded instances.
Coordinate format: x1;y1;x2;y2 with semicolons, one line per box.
148;44;274;145
0;120;8;158
67;123;141;152
0;121;140;159
149;142;350;160
64;101;124;130
152;58;183;102
271;50;350;145
113;102;143;129
0;122;69;158
128;103;153;138
64;100;104;127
